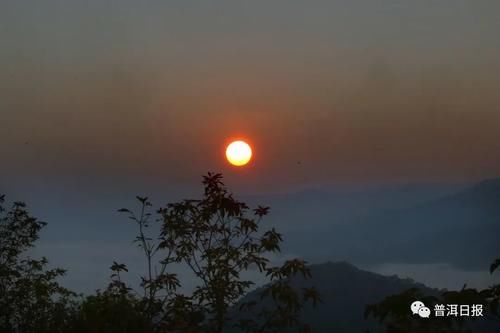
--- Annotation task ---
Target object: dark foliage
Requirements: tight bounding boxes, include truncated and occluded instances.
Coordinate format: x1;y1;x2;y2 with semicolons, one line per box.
0;173;320;332
366;259;500;333
0;195;77;333
112;172;320;332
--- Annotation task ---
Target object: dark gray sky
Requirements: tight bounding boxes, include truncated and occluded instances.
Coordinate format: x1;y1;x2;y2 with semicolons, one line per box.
2;1;500;194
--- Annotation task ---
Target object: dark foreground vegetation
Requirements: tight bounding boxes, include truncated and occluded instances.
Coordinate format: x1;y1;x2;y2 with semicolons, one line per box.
1;173;499;332
0;173;319;333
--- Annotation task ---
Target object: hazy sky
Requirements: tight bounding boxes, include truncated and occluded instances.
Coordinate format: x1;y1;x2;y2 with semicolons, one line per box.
2;0;500;194
3;1;500;294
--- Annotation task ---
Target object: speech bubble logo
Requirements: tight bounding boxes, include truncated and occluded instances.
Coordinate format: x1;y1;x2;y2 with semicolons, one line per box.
410;301;425;315
418;306;431;318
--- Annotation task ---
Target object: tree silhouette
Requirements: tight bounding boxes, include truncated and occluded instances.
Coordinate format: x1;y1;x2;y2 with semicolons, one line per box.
1;174;319;332
0;195;77;333
110;173;319;332
366;257;500;332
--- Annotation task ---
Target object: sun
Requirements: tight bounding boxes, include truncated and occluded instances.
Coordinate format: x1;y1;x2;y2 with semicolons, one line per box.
226;140;252;166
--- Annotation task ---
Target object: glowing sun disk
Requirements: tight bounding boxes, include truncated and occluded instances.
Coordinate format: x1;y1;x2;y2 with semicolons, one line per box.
226;140;252;166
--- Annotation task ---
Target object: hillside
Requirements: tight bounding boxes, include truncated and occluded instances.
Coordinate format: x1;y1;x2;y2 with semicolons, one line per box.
228;262;500;332
228;262;436;333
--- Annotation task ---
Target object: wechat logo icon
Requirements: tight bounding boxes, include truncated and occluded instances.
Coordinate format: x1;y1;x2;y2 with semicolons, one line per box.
411;301;430;318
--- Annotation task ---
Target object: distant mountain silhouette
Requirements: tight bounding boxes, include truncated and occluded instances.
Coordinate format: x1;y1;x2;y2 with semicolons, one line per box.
357;178;500;269
254;179;500;270
228;262;500;333
227;262;433;332
243;183;464;263
246;183;461;232
282;262;434;332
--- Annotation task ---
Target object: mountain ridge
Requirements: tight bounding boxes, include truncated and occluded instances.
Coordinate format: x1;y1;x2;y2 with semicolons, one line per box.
229;261;436;333
229;261;500;333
